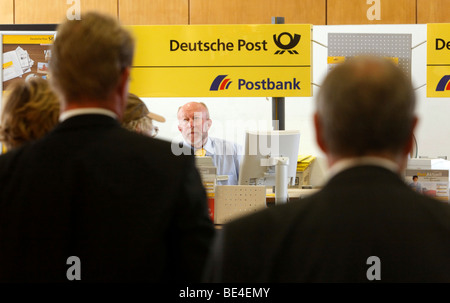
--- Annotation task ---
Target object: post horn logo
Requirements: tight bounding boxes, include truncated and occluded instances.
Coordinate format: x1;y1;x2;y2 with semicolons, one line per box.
210;75;232;91
436;75;450;91
273;32;301;55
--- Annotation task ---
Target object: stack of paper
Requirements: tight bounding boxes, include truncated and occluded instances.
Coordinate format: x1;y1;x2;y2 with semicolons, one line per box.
297;155;316;172
2;46;34;82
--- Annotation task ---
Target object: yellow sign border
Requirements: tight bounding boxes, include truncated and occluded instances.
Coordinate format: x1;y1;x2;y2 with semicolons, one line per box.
427;23;450;97
126;24;312;98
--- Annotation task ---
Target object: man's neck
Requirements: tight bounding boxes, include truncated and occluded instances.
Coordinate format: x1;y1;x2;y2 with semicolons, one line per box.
191;137;209;149
59;108;118;122
61;95;124;120
326;154;404;181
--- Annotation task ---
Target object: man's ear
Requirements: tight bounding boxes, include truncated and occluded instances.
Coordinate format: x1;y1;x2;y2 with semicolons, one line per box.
112;67;131;121
118;67;131;100
404;116;418;157
314;112;327;153
117;67;131;118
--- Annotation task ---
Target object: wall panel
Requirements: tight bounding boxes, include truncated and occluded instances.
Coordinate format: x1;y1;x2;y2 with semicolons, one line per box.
190;0;326;25
417;0;450;23
0;0;13;24
119;0;188;25
15;0;117;24
327;0;416;25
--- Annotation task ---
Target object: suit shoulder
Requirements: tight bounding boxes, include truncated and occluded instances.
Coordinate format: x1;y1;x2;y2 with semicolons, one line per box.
0;143;31;163
0;144;32;178
118;130;190;158
415;192;450;221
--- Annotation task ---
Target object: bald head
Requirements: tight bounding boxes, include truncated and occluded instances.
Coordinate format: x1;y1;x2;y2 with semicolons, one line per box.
315;57;417;166
177;102;212;148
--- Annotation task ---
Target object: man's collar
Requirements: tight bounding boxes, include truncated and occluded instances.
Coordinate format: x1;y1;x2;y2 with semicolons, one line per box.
326;156;400;181
59;108;117;122
183;137;214;155
202;137;214;155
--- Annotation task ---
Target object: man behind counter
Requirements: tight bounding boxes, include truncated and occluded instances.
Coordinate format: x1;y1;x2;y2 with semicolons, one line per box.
177;102;241;185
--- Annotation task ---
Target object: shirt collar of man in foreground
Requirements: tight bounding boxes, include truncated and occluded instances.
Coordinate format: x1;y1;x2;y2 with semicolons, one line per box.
325;156;400;182
59;108;118;122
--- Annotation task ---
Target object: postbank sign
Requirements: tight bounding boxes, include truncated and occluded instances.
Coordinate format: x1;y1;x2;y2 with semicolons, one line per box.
427;23;450;98
126;24;312;97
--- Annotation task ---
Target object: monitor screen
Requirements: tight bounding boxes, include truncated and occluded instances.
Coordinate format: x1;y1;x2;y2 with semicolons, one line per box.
238;130;300;187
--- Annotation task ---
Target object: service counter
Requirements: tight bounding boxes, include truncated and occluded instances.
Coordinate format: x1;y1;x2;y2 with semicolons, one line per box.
210;186;319;226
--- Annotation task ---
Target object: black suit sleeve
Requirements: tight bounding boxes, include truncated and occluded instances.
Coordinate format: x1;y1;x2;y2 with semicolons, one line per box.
202;228;224;282
169;154;215;282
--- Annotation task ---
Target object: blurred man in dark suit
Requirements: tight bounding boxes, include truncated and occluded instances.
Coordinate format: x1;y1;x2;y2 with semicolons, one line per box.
204;57;450;282
0;12;214;282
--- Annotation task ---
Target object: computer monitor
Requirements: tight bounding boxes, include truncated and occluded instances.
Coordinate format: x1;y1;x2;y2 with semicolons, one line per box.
238;130;300;203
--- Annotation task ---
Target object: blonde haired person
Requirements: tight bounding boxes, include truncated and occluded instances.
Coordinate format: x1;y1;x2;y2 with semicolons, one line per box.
0;77;60;151
122;93;165;137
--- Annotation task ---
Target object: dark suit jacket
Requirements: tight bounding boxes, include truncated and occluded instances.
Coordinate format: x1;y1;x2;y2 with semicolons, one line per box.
0;114;214;282
206;165;450;282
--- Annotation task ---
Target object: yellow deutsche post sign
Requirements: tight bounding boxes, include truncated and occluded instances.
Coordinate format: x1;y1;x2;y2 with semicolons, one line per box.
427;23;450;98
126;24;312;97
3;35;54;44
